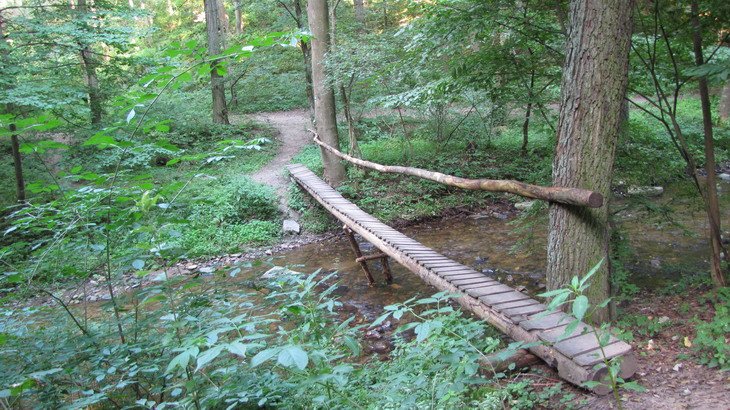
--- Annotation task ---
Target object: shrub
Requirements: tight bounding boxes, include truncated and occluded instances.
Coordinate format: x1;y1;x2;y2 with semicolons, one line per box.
692;288;730;370
188;177;279;225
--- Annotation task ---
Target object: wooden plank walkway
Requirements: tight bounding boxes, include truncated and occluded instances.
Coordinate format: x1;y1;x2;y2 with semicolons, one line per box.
287;164;636;394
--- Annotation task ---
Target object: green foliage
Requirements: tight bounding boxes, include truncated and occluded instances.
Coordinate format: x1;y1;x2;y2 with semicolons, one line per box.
691;288;730;370
187;177;279;225
616;315;673;341
0;273;516;408
173;220;280;257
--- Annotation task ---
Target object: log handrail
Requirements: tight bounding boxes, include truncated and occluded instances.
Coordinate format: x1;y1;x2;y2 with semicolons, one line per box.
312;133;603;208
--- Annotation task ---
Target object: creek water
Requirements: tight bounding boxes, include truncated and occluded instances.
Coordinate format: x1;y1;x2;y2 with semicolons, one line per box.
244;179;730;319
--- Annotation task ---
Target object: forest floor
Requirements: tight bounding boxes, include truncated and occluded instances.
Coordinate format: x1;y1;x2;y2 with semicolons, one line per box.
237;109;311;214
564;290;730;409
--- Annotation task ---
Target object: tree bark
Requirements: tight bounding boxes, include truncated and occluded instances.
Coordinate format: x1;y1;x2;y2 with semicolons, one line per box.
204;0;230;124
0;12;24;203
307;0;345;185
340;83;361;157
10;125;25;203
691;1;726;287
521;70;534;155
76;0;103;125
293;0;315;112
720;81;730;123
547;0;634;323
313;133;603;207
234;0;243;34
353;0;365;29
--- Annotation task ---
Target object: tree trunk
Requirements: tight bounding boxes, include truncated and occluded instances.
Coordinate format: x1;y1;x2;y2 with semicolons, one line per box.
294;0;315;112
521;70;534;155
340;84;361;157
167;0;174;16
76;0;103;125
691;1;726;287
10;126;25;203
354;0;365;29
719;80;730;123
234;0;243;34
0;13;24;203
307;0;345;185
547;0;634;323
204;0;230;124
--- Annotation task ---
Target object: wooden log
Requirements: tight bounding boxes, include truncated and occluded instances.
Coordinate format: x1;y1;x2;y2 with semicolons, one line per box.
343;226;376;285
480;348;540;375
381;256;393;283
355;253;389;262
312;133;603;208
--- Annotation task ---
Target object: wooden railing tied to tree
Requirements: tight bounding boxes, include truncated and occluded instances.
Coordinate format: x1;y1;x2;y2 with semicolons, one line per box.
287;163;636;395
312;133;603;208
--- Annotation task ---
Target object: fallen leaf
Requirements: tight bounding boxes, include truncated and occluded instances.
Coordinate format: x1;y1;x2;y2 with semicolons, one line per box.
683;336;692;348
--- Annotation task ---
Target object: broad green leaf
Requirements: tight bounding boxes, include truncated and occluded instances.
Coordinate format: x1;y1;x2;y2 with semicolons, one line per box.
250;348;278;367
132;259;145;270
195;345;224;372
572;295;589;321
277;345;308;370
579;259;604;289
537;288;568;298
83;133;116;148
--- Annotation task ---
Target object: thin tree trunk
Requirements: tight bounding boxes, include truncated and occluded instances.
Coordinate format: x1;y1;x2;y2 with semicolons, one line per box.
307;0;345;185
167;0;174;15
547;0;634;323
0;12;24;203
10;126;25;203
340;84;361;157
691;0;726;287
204;0;230;124
719;81;730;123
76;0;103;125
294;0;315;112
521;70;534;155
234;0;243;34
354;0;365;29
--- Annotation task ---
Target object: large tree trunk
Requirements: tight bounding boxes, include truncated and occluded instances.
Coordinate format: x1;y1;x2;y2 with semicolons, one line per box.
691;1;726;287
294;0;315;112
234;0;243;34
204;0;230;124
77;0;103;125
547;0;634;323
307;0;345;185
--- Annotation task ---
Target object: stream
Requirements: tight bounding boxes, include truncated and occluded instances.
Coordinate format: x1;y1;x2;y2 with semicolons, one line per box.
243;178;730;320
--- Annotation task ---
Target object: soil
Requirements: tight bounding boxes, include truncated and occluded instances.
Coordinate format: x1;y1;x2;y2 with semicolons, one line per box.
245;109;312;214
551;290;730;409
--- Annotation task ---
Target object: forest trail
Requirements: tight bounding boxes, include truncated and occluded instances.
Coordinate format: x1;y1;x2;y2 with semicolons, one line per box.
235;109;312;214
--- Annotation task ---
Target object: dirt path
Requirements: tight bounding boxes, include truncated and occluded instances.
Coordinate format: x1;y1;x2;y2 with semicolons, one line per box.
238;109;311;214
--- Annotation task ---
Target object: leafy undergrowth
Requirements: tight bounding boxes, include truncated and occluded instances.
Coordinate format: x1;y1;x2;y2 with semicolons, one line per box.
0;270;544;408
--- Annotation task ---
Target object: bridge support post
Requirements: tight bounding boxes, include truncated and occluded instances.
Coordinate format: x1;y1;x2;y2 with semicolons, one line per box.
344;225;376;285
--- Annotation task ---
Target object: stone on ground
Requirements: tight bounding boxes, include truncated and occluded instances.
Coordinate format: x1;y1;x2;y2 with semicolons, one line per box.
283;219;301;234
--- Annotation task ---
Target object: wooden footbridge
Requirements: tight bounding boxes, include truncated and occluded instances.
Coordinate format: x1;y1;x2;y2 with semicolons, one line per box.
287;163;636;395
